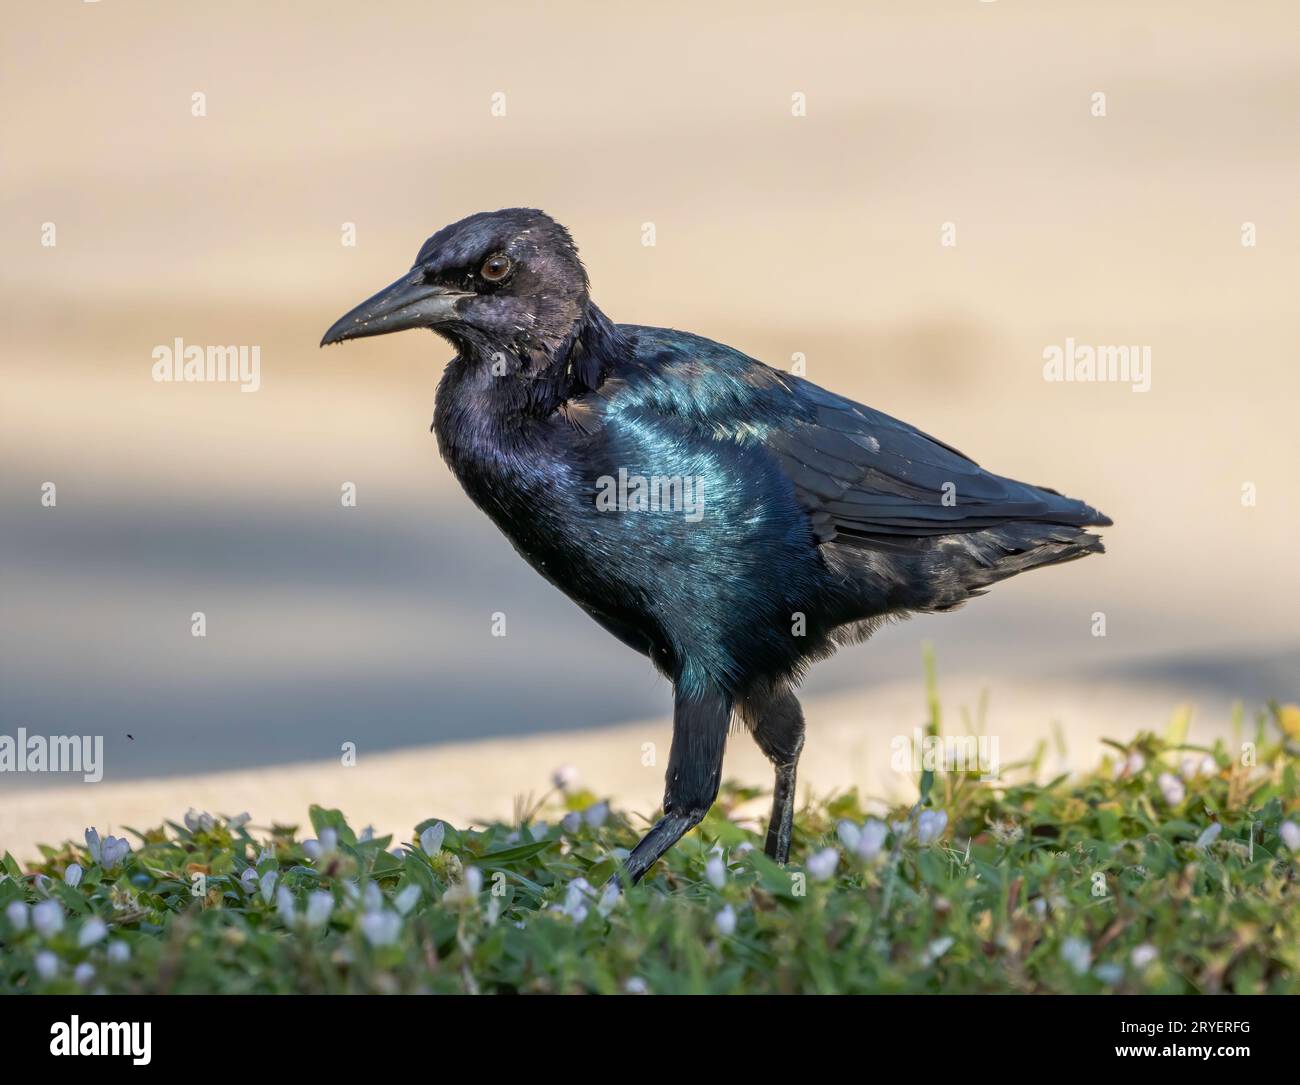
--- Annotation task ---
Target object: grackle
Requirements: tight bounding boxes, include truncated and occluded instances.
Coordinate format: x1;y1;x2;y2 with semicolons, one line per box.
321;209;1111;885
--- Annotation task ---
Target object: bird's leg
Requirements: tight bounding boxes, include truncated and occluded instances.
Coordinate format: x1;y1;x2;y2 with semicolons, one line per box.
607;682;731;887
746;689;806;864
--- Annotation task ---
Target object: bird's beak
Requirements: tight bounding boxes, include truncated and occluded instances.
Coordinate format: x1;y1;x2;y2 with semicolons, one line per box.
319;270;473;347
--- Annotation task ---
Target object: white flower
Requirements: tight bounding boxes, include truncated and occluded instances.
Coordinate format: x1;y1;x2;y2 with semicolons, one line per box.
552;764;580;791
1180;754;1216;781
443;866;483;906
258;870;278;904
305;891;334;928
107;940;131;964
1117;750;1145;778
836;819;862;852
73;961;95;985
1157;772;1185;805
32;900;64;938
359;910;402;947
922;935;954;964
704;854;727;889
561;811;582;834
6;901;29;931
1060;936;1092;975
1094;963;1124;985
362;882;383;913
734;841;755;857
78;917;108;947
1195;823;1222;850
276;886;296;927
584;802;609;829
85;827;102;863
184;809;202;832
34;950;59;980
1130;943;1158;970
530;821;549;841
806;847;839;882
419;823;445;856
916;810;948;845
228;812;251;830
239;868;258;892
625;976;649;994
857;819;888;861
1279;820;1300;851
597;882;621;917
714;904;737;936
64;863;83;888
394;884;421;916
99;836;131;870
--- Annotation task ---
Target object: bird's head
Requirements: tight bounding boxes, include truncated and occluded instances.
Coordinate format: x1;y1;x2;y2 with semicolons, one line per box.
320;208;592;365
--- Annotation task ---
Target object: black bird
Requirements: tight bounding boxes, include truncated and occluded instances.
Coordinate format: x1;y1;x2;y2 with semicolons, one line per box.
321;209;1111;884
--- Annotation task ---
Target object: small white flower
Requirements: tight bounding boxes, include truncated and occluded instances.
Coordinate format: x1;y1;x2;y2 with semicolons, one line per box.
625;976;649;994
836;819;862;852
597;882;621;917
857;819;888;861
394;884;421;916
239;868;258;892
6;900;29;931
465;867;483;894
360;910;403;947
530;821;549;841
1195;823;1222;850
100;836;131;870
443;866;483;906
32;900;64;938
276;886;296;927
64;863;83;888
916;810;948;845
419;823;445;856
78;917;108;947
922;935;954;964
734;841;754;857
704;854;727;889
1130;943;1158;970
34;950;59;980
1094;963;1124;985
85;827;102;864
358;825;375;842
1180;754;1216;781
258;870;278;904
228;812;251;830
320;828;338;852
552;764;579;791
1060;936;1092;975
561;811;582;834
1122;750;1146;777
584;802;609;829
714;904;737;936
74;961;96;986
362;882;383;913
1279;820;1300;851
806;847;839;882
1157;772;1185;805
305;890;334;928
107;940;131;964
184;809;202;832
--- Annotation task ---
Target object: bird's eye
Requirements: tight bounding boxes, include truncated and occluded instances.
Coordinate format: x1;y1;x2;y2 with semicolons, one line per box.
479;254;512;282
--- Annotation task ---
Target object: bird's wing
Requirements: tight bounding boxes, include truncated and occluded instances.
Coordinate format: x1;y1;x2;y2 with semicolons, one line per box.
760;375;1110;543
599;328;1109;544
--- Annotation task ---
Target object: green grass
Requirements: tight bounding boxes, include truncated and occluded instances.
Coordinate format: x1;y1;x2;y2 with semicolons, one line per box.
3;698;1298;995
